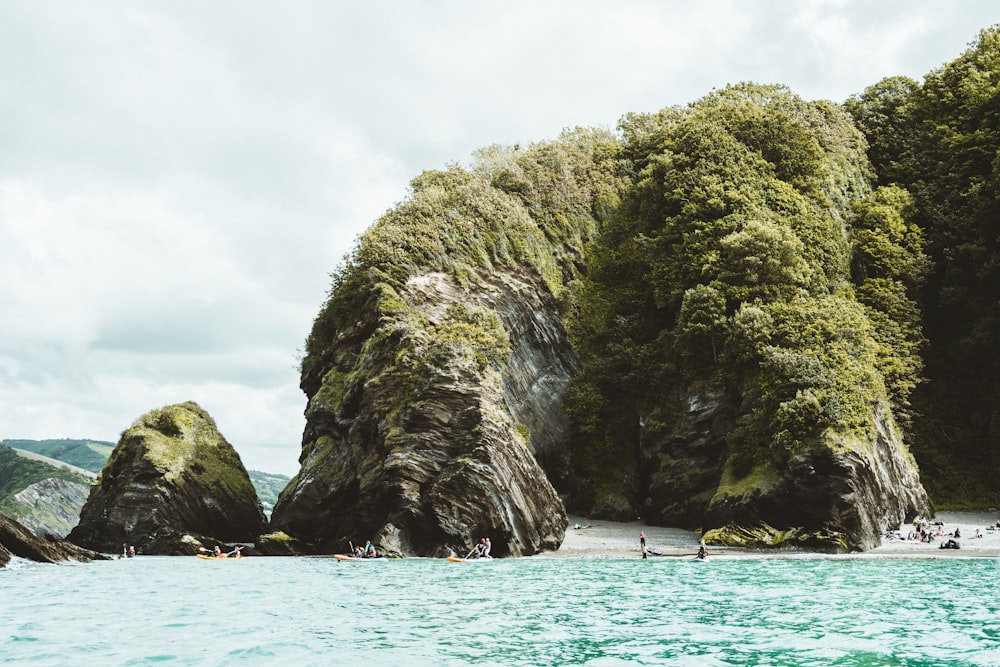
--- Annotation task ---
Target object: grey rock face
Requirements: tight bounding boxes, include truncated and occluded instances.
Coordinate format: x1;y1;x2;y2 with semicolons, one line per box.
271;269;571;556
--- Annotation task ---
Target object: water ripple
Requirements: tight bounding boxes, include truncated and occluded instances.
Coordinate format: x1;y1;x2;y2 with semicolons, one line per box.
2;556;999;665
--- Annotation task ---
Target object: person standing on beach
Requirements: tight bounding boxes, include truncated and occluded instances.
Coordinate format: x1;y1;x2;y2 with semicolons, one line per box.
640;531;647;559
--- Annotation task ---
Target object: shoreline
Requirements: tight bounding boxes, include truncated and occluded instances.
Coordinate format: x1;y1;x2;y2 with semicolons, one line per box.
537;511;1000;560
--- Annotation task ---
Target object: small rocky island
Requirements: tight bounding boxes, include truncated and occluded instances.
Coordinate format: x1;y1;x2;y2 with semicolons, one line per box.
69;402;267;555
0;512;106;567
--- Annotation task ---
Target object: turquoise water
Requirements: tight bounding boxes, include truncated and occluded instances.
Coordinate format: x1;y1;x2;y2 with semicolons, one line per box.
2;555;999;666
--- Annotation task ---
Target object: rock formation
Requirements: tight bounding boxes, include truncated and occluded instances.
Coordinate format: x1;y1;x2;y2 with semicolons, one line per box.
643;392;931;552
69;402;267;555
707;403;931;552
270;268;571;557
1;512;106;567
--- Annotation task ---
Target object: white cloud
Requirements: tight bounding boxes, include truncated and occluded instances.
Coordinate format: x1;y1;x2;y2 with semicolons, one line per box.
1;0;999;475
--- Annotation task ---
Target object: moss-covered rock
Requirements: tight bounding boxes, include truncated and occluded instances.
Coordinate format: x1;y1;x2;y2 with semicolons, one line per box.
68;402;267;555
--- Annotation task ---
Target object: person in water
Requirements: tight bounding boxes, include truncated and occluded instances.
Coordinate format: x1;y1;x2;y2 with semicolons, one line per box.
364;540;377;558
226;545;243;559
640;531;647;559
127;545;135;558
214;546;224;559
696;541;707;560
468;541;485;558
482;537;491;558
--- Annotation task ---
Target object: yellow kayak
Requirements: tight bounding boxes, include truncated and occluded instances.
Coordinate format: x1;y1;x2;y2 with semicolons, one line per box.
196;554;242;560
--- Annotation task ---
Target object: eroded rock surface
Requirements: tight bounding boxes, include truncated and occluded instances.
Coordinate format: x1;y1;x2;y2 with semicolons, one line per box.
270;270;570;556
69;402;267;555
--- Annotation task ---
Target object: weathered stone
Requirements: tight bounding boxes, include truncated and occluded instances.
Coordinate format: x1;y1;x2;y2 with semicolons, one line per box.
0;512;107;567
68;402;267;555
271;269;570;556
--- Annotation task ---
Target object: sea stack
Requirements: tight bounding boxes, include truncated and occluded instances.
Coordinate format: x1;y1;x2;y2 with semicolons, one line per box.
69;401;267;555
266;158;612;557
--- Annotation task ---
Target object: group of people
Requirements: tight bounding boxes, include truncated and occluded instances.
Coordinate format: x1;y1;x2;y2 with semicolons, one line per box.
211;545;243;559
119;544;135;559
352;540;379;558
467;537;492;559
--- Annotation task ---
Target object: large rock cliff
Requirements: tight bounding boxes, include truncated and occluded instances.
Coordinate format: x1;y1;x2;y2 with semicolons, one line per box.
69;402;267;555
270;269;572;556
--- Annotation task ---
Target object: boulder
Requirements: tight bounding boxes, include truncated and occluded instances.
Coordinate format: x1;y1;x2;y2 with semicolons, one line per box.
0;512;107;567
68;401;267;555
270;269;570;556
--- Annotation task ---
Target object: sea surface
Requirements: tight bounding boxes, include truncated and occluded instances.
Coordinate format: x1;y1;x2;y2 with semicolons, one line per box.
2;555;998;666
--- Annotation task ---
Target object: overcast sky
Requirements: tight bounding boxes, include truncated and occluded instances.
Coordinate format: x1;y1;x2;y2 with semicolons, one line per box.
2;1;998;476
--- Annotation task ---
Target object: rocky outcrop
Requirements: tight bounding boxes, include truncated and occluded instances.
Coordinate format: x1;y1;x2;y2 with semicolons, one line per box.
69;402;267;555
270;269;571;557
8;477;90;538
1;512;107;567
647;394;932;552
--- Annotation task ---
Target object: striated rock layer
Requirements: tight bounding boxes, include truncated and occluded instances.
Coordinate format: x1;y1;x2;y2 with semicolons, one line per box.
1;512;106;567
69;402;267;555
270;269;571;556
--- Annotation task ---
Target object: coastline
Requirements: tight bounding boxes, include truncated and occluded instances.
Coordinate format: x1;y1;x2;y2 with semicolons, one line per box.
538;511;1000;560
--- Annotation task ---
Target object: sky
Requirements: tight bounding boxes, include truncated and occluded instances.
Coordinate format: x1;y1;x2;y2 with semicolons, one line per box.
2;1;999;476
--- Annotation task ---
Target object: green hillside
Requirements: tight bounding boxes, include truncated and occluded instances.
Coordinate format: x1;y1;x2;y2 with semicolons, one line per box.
248;470;291;513
1;439;114;474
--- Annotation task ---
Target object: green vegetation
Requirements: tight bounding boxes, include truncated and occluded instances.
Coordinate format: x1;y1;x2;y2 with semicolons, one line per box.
563;83;911;512
0;446;90;501
304;26;1000;517
112;402;259;504
846;26;1000;507
248;470;291;512
1;439;114;473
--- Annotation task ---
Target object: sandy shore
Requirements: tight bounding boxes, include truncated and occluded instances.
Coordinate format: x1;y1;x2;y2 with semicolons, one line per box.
536;511;1000;559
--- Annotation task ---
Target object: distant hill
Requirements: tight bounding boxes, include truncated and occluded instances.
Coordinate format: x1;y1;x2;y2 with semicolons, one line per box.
0;445;92;537
248;470;291;517
1;439;114;474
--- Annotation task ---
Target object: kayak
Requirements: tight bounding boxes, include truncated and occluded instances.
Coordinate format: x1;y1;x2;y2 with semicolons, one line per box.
196;554;242;561
334;554;386;562
447;556;493;563
691;556;709;562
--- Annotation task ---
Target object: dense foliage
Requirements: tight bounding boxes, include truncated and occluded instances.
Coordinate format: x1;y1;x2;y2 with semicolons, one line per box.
847;27;1000;506
562;83;924;516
